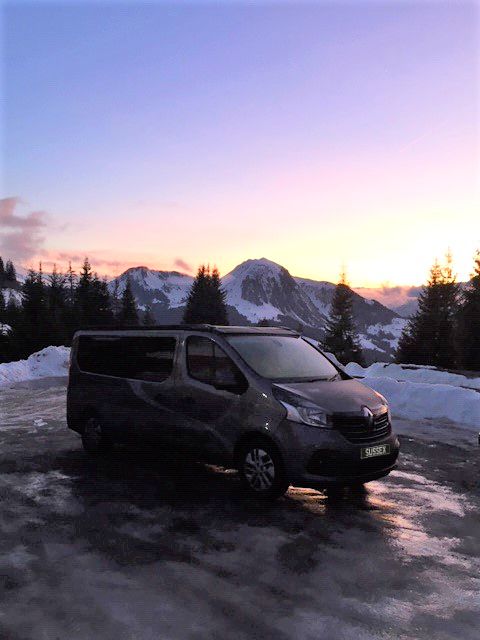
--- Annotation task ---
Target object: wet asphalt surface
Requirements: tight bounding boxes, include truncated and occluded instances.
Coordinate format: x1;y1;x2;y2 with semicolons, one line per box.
0;379;479;640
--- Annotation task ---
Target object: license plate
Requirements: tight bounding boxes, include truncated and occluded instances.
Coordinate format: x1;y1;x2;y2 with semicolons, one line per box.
361;444;390;459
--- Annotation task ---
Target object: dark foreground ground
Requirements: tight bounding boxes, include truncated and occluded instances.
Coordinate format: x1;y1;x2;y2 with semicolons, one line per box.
0;379;479;640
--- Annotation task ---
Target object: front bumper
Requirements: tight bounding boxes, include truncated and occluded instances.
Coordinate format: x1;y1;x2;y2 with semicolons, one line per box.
276;418;400;488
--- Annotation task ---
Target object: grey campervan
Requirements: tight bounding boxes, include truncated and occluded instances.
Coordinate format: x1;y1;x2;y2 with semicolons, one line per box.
67;325;400;499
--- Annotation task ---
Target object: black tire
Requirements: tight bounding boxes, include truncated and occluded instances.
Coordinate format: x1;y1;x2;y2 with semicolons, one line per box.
238;438;289;500
81;417;113;456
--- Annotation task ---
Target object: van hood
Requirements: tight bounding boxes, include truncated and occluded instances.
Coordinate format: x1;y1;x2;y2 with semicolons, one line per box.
273;378;385;414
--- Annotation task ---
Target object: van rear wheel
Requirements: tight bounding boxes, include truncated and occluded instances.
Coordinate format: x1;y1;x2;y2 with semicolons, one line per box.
238;439;289;500
82;417;113;455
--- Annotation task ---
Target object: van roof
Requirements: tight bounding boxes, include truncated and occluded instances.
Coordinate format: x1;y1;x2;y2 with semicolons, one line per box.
75;324;299;336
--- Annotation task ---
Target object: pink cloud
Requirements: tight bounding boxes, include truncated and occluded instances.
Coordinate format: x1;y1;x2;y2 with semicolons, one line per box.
0;197;48;261
33;250;146;277
174;258;193;273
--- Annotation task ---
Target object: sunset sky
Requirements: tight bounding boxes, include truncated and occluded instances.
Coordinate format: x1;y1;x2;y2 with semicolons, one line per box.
1;1;479;286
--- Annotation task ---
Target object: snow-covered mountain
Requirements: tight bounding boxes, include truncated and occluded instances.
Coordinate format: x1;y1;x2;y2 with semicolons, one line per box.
110;258;407;362
109;267;193;324
222;259;323;325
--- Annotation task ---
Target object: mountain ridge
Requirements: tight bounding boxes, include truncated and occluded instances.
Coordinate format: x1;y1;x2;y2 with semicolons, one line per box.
109;258;407;362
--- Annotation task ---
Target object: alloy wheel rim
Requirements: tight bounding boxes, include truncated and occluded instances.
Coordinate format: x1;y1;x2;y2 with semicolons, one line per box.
244;448;275;490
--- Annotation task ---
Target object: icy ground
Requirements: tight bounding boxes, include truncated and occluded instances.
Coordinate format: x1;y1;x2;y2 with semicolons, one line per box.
0;380;479;640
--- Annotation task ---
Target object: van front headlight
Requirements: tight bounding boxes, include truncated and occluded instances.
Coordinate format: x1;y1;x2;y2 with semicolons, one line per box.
273;388;331;428
281;401;330;427
375;391;388;405
374;391;392;422
296;405;330;427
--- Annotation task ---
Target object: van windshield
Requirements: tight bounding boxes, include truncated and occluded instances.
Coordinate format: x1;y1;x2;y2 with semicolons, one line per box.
226;335;340;382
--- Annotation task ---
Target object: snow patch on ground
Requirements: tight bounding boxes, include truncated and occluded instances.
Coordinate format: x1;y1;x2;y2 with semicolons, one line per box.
362;376;480;432
0;346;70;387
344;361;480;434
346;361;480;391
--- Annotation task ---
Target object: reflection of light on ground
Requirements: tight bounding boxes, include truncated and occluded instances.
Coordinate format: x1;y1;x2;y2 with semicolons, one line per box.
287;469;473;570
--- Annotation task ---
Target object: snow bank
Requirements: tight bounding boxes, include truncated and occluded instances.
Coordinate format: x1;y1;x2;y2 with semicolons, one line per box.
346;361;480;391
362;376;480;432
346;361;480;431
0;346;70;387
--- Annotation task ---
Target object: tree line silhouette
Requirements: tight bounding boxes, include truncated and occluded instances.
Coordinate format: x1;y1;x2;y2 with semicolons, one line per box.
396;252;480;371
0;252;479;371
0;259;142;361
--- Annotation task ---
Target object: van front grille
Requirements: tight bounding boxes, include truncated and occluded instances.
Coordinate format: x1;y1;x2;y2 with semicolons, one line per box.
331;410;391;444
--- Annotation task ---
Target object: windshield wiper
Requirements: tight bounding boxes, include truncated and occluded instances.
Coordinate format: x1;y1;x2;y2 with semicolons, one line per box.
273;375;338;383
298;375;340;382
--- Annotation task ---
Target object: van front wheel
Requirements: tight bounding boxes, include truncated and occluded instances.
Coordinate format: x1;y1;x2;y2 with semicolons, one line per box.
82;417;113;456
238;440;289;500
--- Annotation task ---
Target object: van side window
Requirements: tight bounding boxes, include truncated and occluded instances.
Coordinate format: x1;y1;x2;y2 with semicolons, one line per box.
186;336;214;383
186;336;247;393
77;336;176;382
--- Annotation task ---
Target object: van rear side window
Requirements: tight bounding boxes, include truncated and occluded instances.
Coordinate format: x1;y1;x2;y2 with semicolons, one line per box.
77;336;176;382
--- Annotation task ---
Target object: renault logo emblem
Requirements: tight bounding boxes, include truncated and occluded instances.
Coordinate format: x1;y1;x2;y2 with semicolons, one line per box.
362;406;374;427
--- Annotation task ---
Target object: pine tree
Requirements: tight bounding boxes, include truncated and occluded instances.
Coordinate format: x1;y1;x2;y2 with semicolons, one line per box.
0;290;16;362
119;277;138;325
75;258;94;327
46;265;68;345
0;257;5;287
74;260;115;328
5;296;20;329
111;278;121;322
457;250;480;371
0;288;5;322
65;261;76;306
323;270;364;365
436;252;459;368
14;268;49;357
5;260;16;283
91;275;114;326
183;265;209;324
0;290;10;362
210;266;229;325
396;256;459;367
63;261;78;341
183;265;229;325
143;305;155;326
